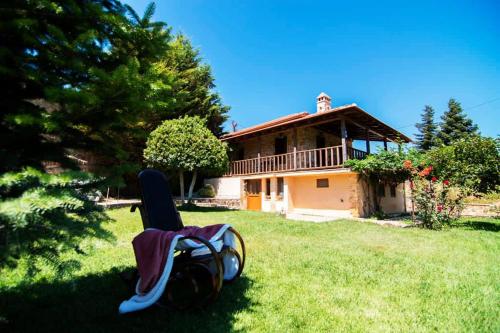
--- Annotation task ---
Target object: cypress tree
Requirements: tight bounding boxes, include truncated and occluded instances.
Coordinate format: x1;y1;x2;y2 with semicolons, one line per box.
415;105;437;151
437;98;478;145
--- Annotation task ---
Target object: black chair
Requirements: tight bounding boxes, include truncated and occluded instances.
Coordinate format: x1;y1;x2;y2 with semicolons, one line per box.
130;169;245;310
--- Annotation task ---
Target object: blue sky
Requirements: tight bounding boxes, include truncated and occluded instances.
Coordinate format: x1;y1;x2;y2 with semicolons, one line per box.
126;0;499;140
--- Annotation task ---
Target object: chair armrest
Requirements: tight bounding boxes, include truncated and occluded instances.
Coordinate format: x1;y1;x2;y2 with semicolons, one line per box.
130;203;142;213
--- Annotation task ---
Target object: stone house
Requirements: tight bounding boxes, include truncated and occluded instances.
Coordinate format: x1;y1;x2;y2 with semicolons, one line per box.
205;93;412;221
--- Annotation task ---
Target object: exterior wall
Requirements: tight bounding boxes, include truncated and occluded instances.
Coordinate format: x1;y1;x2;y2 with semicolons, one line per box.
379;183;407;214
204;177;241;199
287;173;361;217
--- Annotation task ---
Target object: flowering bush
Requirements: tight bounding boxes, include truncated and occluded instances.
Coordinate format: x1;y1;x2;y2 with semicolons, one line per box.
404;160;465;229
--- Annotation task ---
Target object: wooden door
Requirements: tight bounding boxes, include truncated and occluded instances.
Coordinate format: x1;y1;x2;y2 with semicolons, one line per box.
246;179;262;211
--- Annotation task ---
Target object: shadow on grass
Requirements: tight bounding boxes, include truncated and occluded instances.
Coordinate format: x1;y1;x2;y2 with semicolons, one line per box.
0;267;255;333
177;204;237;213
453;218;500;232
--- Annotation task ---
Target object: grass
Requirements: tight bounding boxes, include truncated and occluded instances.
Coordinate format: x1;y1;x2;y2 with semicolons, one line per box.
1;208;499;332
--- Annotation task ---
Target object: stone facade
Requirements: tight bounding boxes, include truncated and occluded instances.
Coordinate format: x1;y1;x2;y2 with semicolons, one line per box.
237;126;351;160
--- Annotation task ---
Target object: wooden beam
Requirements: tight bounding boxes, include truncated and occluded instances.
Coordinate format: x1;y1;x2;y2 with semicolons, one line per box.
340;119;348;162
383;139;388;151
346;118;396;143
365;128;371;154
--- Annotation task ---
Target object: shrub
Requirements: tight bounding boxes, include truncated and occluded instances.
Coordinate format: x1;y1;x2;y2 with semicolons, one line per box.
0;168;110;276
404;162;465;229
198;184;216;198
144;116;228;202
425;136;500;194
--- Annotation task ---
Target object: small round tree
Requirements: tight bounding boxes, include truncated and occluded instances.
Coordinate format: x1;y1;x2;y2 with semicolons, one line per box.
144;116;228;203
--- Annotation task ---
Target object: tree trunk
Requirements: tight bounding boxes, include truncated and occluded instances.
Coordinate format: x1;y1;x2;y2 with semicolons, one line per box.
179;171;185;204
188;170;197;202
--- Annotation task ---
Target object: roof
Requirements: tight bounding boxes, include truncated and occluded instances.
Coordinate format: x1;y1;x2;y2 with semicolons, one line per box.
221;104;411;143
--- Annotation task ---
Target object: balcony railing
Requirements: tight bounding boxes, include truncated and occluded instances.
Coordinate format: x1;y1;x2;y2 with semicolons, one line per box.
226;146;367;176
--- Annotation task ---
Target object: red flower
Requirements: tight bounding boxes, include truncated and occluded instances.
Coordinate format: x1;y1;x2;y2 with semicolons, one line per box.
437;204;443;212
443;180;450;186
418;167;432;177
431;176;437;182
403;160;413;170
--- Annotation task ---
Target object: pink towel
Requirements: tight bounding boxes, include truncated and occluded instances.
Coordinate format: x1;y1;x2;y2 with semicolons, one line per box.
132;224;227;293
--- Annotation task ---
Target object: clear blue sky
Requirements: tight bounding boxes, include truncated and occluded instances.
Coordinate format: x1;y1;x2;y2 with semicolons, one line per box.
126;0;499;140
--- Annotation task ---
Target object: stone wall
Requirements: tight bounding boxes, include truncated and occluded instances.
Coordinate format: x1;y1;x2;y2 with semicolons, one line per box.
461;203;499;217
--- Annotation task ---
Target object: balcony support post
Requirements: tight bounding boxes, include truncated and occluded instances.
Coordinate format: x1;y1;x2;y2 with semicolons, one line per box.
383;139;388;151
365;128;371;155
257;153;261;173
340;119;348;163
293;147;297;170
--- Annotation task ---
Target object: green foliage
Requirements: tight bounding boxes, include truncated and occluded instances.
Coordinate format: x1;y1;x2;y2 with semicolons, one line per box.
411;176;465;230
425;136;500;193
436;98;478;145
144;116;229;174
0;1;229;186
0;168;110;276
198;184;216;198
345;147;423;184
415;105;437;151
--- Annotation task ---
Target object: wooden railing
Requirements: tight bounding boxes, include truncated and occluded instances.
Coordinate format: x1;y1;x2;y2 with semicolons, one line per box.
226;146;367;176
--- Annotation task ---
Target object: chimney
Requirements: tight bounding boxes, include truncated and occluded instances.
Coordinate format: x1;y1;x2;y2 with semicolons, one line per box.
316;92;331;113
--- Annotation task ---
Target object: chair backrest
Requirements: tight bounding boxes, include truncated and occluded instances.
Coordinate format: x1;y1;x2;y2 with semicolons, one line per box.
137;169;184;231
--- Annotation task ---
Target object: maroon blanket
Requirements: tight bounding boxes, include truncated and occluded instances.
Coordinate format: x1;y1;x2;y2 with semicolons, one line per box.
132;224;227;293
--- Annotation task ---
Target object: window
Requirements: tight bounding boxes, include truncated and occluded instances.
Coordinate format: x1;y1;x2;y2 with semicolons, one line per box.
316;178;329;188
377;184;386;197
265;178;271;198
275;135;287;155
245;179;261;194
277;177;284;198
390;185;397;197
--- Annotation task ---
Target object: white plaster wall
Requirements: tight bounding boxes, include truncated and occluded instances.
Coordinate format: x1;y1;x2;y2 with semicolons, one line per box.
204;177;241;199
379;183;407;214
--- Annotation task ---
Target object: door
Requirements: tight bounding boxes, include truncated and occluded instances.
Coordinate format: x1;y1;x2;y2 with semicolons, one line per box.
246;179;262;211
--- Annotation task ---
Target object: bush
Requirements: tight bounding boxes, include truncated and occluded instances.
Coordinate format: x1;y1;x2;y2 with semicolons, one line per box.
404;162;465;229
0;168;110;276
425;136;500;194
198;184;216;198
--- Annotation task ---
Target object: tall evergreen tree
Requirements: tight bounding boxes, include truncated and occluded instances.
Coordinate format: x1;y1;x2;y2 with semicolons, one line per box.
0;1;229;187
415;105;437;151
437;98;478;145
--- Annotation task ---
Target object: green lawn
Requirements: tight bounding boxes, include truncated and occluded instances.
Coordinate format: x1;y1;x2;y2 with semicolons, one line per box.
1;208;499;332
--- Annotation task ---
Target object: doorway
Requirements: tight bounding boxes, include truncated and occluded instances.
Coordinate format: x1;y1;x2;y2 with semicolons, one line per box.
246;179;262;211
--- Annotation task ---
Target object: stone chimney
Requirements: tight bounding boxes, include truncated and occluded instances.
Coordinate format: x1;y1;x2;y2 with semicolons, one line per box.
316;92;331;113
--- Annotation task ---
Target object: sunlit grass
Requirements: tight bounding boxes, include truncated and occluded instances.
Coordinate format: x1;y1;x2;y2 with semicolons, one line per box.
1;208;499;332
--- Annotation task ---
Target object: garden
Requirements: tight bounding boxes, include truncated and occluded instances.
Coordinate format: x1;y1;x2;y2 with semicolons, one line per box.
1;1;499;332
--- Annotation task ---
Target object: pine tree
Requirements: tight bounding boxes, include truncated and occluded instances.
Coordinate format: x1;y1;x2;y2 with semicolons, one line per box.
0;1;229;187
415;105;437;151
437;98;478;145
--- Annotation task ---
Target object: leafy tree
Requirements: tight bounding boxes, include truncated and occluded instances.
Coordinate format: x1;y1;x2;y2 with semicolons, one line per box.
415;105;437;151
437;98;478;145
425;136;500;193
143;116;228;202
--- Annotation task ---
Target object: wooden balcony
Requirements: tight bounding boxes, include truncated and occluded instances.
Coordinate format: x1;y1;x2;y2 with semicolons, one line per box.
226;146;367;176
